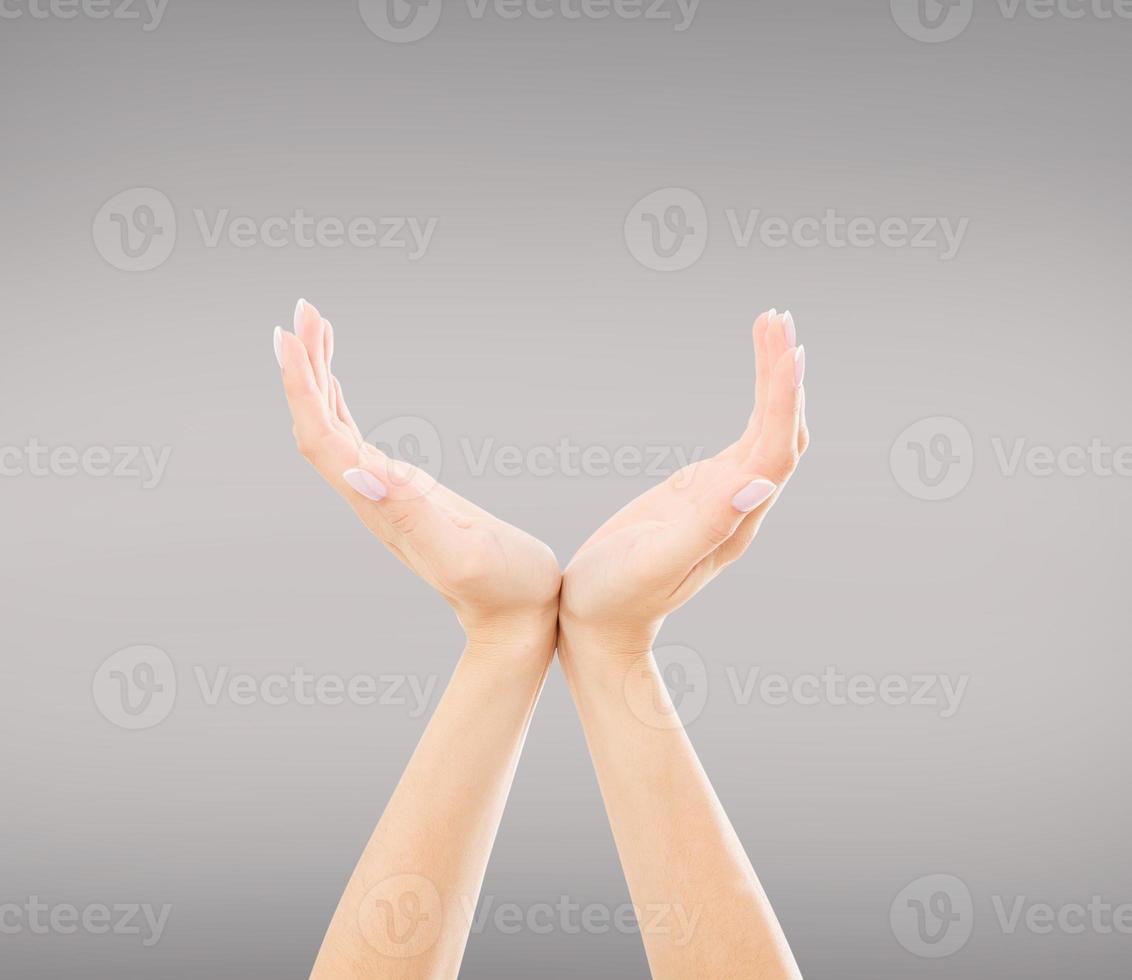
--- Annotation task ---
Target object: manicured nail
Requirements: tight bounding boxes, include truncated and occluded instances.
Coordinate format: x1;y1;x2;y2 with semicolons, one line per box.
273;326;284;368
343;469;388;502
767;308;778;323
731;478;777;513
794;345;806;387
782;311;797;347
294;298;308;332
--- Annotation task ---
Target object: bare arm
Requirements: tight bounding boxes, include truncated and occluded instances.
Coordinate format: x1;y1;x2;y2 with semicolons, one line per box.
273;300;561;978
558;310;809;979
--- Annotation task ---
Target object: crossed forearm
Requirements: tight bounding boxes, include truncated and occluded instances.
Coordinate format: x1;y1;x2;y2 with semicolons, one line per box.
559;636;803;980
279;302;808;978
310;625;555;980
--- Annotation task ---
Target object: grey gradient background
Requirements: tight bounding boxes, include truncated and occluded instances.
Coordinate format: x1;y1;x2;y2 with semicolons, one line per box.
3;0;1131;977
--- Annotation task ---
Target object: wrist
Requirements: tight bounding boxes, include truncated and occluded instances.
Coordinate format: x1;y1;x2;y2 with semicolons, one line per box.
460;607;557;669
557;614;659;675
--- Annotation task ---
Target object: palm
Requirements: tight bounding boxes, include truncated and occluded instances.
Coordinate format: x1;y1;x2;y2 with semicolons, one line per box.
563;310;808;631
276;301;559;625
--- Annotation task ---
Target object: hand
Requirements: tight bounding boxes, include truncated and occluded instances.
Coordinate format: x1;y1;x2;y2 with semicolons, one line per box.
274;299;561;643
560;309;809;655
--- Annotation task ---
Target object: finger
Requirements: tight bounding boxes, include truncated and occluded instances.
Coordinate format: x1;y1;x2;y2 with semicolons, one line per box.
721;357;807;565
653;473;779;583
293;298;329;398
748;308;774;433
323;319;336;415
332;376;363;443
341;454;459;561
797;384;810;457
744;309;793;445
746;344;804;485
278;328;356;473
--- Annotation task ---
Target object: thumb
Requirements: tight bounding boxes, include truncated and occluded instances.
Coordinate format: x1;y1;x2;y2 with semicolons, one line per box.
662;475;779;574
340;451;455;557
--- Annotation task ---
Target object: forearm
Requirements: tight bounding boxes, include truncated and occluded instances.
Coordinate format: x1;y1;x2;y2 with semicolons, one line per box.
558;630;801;980
310;624;555;980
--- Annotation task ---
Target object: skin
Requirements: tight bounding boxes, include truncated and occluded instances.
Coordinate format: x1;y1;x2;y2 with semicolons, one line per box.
275;302;808;979
277;299;560;979
559;310;809;979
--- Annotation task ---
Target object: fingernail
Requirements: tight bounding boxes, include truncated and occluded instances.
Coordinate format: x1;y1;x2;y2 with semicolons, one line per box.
794;345;806;387
731;478;777;513
767;308;778;323
273;326;284;368
782;311;797;347
294;298;308;332
343;469;387;502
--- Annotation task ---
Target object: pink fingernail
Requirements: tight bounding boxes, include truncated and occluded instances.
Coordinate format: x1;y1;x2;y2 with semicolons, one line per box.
731;478;777;513
273;326;284;368
782;311;797;347
343;469;387;502
294;298;308;332
794;345;806;387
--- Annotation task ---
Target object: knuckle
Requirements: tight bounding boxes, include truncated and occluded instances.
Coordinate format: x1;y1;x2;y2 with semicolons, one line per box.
703;516;736;548
293;425;318;459
763;449;799;484
293;418;334;460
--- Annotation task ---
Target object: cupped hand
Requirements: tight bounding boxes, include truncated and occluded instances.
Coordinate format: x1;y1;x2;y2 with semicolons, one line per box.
274;299;561;641
559;310;810;654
